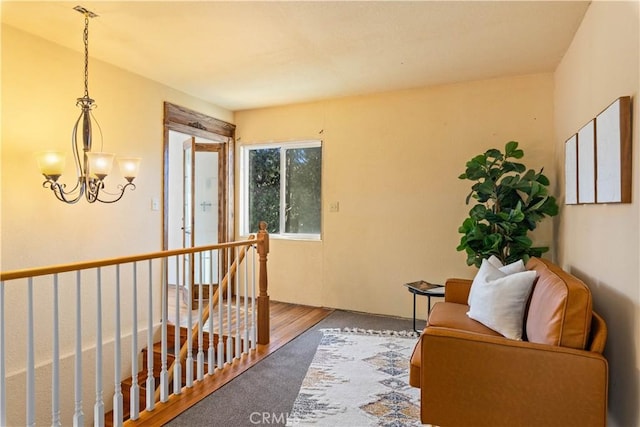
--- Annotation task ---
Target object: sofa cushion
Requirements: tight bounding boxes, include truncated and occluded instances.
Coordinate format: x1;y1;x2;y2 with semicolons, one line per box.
409;302;501;387
467;259;537;340
429;302;503;336
525;258;592;349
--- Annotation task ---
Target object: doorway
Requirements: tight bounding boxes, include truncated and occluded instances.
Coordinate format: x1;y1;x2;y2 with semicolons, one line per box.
166;132;225;303
163;102;235;308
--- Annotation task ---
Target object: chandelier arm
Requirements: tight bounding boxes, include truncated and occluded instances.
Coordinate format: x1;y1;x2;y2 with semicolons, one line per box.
94;183;137;204
95;183;134;197
38;111;87;205
42;179;85;204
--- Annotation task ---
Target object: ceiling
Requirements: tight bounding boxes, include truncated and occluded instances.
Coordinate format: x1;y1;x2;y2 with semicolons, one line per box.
2;1;590;111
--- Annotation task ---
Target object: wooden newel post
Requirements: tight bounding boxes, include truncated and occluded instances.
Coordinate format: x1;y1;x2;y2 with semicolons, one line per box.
257;221;270;345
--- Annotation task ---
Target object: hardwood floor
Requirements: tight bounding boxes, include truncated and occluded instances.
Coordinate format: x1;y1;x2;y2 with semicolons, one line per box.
122;300;333;426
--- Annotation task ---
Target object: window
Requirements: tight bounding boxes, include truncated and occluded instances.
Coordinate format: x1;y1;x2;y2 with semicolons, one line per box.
240;140;322;239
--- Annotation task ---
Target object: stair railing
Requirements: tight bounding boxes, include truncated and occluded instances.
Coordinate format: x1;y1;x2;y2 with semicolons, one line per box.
0;222;270;427
153;239;250;403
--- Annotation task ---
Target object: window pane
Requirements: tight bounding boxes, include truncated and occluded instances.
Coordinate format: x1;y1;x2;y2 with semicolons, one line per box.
285;147;322;234
248;148;280;233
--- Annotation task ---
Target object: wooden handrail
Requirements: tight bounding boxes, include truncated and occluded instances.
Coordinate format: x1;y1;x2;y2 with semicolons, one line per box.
0;238;257;282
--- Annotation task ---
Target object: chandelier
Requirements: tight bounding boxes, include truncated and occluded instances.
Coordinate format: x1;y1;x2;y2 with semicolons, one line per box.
36;6;140;204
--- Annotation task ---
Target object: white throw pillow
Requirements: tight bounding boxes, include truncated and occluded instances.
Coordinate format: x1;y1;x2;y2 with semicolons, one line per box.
487;255;527;275
466;259;537;340
468;255;526;305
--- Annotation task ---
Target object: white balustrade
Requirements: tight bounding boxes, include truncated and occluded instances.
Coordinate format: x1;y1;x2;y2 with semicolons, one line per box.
145;260;155;412
94;269;104;426
243;250;249;354
234;247;241;360
251;246;257;349
160;259;169;403
207;250;215;376
0;235;263;426
197;253;204;381
185;253;194;388
217;249;224;369
226;248;232;364
73;271;84;427
26;278;35;427
113;266;123;427
173;255;182;396
0;280;5;427
52;275;61;427
130;263;140;420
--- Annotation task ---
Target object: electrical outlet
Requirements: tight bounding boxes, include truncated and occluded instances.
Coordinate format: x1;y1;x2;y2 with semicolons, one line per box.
329;201;340;213
151;197;160;211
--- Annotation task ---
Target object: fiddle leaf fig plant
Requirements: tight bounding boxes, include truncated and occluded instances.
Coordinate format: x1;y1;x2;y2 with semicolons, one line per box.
457;141;559;268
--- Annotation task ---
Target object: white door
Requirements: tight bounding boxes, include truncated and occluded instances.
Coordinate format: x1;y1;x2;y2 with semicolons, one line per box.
183;138;224;291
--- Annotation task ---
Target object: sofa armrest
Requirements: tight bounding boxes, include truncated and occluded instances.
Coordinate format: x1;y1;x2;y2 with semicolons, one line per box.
444;278;472;304
420;327;608;427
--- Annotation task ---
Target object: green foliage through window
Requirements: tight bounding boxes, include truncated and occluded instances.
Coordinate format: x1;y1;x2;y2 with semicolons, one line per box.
285;147;322;233
248;148;281;233
243;141;322;237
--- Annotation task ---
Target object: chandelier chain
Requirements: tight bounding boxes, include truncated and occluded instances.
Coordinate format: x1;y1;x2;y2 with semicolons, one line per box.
83;14;90;98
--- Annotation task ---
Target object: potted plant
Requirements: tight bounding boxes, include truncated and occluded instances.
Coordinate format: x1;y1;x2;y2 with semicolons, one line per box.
457;141;559;267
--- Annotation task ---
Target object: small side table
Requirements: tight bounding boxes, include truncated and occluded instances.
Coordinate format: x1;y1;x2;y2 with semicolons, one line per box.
404;281;445;333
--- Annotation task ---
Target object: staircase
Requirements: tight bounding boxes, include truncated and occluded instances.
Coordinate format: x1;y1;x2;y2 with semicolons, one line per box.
0;222;270;427
105;324;241;426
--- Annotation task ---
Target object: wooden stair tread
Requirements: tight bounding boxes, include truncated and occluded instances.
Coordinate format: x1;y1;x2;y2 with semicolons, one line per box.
105;303;333;427
115;331;243;424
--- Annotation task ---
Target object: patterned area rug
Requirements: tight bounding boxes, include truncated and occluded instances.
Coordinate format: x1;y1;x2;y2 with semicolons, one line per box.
287;328;422;427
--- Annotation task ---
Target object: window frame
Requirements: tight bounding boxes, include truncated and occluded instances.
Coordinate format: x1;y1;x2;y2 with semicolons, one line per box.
239;140;322;241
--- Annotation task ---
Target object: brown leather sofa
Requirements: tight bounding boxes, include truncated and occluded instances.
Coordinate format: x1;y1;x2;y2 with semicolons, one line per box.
409;257;608;426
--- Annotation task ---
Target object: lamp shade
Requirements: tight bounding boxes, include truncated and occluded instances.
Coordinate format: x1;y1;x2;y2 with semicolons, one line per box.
36;151;66;179
117;157;141;182
87;152;115;180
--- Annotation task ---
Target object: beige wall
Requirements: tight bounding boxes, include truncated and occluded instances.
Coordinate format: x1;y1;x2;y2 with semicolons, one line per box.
235;73;556;319
6;2;637;424
554;2;640;426
1;25;232;270
1;25;232;425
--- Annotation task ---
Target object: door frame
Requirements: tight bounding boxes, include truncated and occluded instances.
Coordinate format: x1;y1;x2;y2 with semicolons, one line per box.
162;102;236;251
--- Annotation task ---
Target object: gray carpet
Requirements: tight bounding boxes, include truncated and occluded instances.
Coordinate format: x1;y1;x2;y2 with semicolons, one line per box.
164;309;423;427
